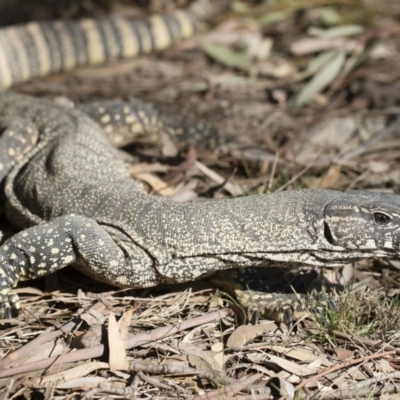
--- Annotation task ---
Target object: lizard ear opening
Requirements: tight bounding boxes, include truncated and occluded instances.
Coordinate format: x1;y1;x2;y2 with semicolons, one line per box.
324;222;335;245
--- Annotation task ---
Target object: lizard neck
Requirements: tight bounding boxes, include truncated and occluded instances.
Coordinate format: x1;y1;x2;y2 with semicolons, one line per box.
131;189;349;283
137;189;341;263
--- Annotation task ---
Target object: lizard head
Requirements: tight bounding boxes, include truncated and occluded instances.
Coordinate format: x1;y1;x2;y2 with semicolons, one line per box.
324;191;400;255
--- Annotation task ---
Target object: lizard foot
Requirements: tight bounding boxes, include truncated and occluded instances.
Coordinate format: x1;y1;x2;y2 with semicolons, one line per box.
0;292;20;319
238;290;338;329
210;267;339;328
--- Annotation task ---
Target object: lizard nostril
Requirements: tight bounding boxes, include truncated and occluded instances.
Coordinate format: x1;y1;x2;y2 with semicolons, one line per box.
324;222;335;245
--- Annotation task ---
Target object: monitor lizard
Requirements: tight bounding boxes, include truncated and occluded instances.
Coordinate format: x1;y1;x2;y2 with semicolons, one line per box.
0;0;399;326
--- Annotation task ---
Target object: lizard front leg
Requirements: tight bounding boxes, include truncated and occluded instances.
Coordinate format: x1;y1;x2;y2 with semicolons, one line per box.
0;214;156;318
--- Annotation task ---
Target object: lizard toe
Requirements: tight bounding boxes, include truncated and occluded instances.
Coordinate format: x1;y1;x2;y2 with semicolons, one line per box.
0;299;12;319
0;293;20;319
8;293;20;317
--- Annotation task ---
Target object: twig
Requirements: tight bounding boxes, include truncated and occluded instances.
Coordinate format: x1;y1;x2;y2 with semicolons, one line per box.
137;371;172;390
321;329;400;355
232;395;273;400
193;373;263;400
0;301;105;369
0;308;231;379
268;152;279;191
276;154;320;192
313;370;400;399
278;349;396;400
82;362;202;399
82;381;136;399
339;116;400;161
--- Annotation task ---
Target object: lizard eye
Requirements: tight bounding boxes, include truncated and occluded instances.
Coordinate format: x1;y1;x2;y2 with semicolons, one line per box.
373;212;391;226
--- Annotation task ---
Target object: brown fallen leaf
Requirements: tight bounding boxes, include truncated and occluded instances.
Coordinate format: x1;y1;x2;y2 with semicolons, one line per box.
56;376;107;390
179;342;220;372
170;180;198;202
20;341;66;366
334;347;355;360
290;37;360;55
108;312;129;372
39;362;109;385
117;307;137;346
247;353;317;376
226;323;278;350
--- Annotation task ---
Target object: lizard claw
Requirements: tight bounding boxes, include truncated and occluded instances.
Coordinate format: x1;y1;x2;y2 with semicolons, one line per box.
1;300;12;320
250;309;259;326
283;308;293;330
251;306;294;329
270;292;338;329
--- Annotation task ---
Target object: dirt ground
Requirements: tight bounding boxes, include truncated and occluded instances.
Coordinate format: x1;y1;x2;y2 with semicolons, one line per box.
2;0;400;399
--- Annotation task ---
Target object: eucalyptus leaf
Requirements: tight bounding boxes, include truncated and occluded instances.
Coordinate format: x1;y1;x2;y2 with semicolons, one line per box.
308;24;364;39
258;11;286;26
201;41;253;72
294;51;345;107
231;1;249;13
296;50;338;81
320;7;342;26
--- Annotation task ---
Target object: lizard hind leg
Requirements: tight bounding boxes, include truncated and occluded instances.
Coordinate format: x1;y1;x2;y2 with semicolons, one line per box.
0;117;39;183
78;99;164;149
77;98;219;153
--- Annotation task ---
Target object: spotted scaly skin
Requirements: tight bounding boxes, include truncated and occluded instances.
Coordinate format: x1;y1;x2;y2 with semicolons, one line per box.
0;0;220;151
0;0;220;89
1;93;400;321
1;1;400;323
